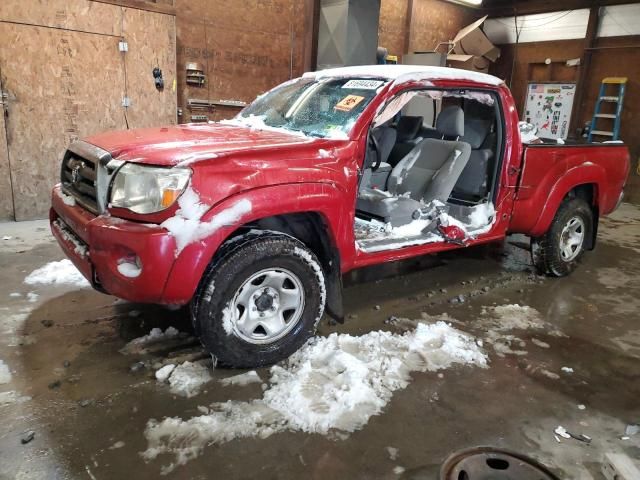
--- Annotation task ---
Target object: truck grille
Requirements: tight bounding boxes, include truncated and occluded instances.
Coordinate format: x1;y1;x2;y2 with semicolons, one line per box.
61;152;99;213
59;141;121;215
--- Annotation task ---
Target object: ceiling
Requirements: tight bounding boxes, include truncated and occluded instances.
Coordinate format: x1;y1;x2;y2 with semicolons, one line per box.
480;0;640;16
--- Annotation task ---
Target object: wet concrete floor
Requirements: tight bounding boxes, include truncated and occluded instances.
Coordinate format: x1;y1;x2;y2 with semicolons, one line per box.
1;204;639;479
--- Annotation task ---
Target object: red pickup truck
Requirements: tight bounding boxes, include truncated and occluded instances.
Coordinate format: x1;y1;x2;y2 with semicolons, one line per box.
50;65;629;367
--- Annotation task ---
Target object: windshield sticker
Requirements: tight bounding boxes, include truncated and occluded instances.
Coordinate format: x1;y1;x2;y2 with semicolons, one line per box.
342;79;384;90
335;95;365;112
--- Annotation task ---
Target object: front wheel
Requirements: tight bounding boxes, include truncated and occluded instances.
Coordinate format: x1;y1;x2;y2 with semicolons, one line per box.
531;197;593;277
194;232;326;368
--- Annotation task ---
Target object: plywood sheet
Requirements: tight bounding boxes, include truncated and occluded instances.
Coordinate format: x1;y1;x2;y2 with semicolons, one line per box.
175;0;306;123
0;23;125;220
378;0;409;58
0;0;122;36
0;79;14;220
122;7;177;128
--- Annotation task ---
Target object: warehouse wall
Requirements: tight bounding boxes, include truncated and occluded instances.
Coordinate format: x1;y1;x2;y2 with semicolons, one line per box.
378;0;478;60
491;37;640;203
0;0;177;220
175;0;316;122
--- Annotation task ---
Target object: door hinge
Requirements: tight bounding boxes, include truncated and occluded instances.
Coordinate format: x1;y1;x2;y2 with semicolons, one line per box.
508;166;521;176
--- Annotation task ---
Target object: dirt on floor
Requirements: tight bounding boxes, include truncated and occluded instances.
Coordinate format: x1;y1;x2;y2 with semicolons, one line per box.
1;205;639;480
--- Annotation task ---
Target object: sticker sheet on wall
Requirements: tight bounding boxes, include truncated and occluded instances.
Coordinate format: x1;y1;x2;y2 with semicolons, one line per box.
523;83;576;140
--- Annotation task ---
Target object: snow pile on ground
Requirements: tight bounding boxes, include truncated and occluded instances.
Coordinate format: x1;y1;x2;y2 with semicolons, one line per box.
220;370;262;387
0;359;12;384
161;187;252;254
143;321;487;473
481;304;550;332
0;390;30;406
479;304;564;357
155;364;176;382
120;327;182;355
166;362;212;398
24;259;89;288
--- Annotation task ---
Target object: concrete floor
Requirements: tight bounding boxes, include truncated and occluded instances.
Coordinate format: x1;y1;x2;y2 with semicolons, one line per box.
1;205;639;479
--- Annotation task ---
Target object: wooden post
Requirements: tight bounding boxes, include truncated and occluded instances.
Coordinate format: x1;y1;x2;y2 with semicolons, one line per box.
403;0;415;55
570;6;599;136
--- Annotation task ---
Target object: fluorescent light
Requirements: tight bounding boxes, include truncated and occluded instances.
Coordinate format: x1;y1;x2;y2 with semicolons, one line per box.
444;0;483;6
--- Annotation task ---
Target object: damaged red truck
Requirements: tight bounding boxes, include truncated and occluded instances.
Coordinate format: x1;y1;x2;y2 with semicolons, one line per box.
50;65;629;367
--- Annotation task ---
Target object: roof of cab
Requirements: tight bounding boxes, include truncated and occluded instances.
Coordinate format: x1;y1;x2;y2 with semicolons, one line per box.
303;65;504;87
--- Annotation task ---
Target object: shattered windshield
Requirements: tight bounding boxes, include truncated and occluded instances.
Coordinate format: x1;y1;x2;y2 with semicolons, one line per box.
236;77;386;139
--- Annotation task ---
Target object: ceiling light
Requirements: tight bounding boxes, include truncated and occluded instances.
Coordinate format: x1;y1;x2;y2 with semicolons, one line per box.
444;0;483;6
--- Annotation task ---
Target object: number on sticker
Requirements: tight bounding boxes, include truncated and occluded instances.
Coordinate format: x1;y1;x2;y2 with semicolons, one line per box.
342;79;384;90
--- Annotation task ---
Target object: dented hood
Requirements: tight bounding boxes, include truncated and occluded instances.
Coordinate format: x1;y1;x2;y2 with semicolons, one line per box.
84;122;319;166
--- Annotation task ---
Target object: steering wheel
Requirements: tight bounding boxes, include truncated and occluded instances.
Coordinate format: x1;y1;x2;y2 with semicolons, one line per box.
369;131;382;172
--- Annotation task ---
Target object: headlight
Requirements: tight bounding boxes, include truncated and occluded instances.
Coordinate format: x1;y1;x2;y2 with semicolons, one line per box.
109;164;191;214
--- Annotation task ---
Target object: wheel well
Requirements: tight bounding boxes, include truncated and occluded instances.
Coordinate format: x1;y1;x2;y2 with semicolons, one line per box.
224;212;344;321
566;183;598;250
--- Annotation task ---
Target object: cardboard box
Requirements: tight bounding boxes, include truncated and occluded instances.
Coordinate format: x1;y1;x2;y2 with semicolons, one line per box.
451;15;500;63
446;54;490;74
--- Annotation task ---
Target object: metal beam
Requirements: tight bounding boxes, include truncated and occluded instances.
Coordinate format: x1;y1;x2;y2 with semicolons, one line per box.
483;0;637;17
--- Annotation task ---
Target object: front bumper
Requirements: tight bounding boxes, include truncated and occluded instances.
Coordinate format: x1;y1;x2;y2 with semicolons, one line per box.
50;185;178;304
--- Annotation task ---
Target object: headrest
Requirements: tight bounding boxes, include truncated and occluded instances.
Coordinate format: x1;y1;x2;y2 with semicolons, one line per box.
396;116;423;142
462;117;492;149
436;106;464;138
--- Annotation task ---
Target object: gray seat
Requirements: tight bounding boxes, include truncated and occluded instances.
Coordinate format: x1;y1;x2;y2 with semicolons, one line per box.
388;116;424;167
452;106;495;200
359;126;397;191
357;106;471;226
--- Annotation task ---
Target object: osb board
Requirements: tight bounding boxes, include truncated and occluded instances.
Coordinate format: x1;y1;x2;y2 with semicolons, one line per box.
0;0;123;36
175;0;309;123
0;92;14;220
378;0;409;58
121;7;177;128
409;0;478;54
490;39;586;120
0;23;126;220
0;1;177;220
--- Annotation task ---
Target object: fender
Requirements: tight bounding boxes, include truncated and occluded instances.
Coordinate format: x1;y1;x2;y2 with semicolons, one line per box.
529;163;605;237
160;182;355;306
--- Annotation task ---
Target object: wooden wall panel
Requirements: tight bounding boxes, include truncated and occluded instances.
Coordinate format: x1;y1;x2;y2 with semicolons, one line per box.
491;36;640;203
0;0;177;220
378;0;480;59
0;0;122;36
175;0;307;123
122;7;177;128
410;0;478;54
0;93;14;220
378;0;409;59
0;24;125;220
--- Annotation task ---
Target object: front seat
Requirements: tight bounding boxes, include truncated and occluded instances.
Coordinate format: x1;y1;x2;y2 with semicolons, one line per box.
387;106;471;203
357;106;471;226
452;110;494;200
359;125;397;191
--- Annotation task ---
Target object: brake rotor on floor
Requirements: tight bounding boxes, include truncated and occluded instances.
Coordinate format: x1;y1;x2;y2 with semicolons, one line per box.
440;447;560;480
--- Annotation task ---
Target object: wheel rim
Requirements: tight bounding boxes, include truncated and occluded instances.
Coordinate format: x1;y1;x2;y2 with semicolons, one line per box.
559;216;585;262
228;268;305;344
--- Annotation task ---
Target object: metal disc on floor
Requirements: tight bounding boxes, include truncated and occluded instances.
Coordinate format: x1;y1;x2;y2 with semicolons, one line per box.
440;447;559;480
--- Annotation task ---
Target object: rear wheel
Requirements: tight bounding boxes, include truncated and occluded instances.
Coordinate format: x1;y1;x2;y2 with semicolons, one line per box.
531;198;593;277
193;232;326;368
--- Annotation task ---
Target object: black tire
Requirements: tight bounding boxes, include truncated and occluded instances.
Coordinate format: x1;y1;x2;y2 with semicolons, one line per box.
531;197;593;277
193;232;326;368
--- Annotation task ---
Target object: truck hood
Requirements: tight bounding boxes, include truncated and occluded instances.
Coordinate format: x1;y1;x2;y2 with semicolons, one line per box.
84;122;320;166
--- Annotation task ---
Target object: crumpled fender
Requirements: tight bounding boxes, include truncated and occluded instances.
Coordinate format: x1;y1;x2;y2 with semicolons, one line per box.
160;182;353;305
